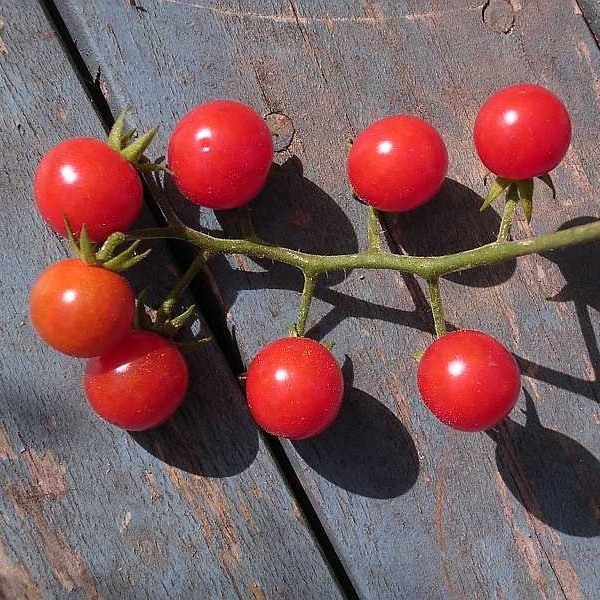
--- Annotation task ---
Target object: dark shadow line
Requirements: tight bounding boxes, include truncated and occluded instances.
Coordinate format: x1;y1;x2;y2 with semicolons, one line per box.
39;2;360;595
515;354;599;403
575;302;600;388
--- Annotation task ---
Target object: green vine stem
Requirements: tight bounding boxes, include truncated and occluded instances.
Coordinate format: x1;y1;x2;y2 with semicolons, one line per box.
427;278;447;337
123;173;600;342
155;251;206;324
126;217;600;281
293;271;318;336
144;171;182;227
367;206;383;252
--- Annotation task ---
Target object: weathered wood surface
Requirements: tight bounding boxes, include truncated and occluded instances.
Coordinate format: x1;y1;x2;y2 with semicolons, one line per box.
54;0;600;597
0;1;344;597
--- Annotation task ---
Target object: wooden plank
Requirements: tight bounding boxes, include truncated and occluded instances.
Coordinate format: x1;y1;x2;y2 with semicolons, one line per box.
578;0;600;42
52;0;600;597
0;1;343;597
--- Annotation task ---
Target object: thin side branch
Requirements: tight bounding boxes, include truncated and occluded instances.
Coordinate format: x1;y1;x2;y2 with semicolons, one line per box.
427;278;447;337
294;271;318;336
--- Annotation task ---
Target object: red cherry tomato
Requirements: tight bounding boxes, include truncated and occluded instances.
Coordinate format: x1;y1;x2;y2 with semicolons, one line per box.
167;100;274;209
417;330;521;432
84;330;188;431
347;115;448;212
34;138;143;242
29;259;135;358
245;337;344;439
474;84;571;180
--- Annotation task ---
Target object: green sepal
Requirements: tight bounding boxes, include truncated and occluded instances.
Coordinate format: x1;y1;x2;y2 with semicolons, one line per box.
120;127;158;163
63;216;149;271
107;106;131;151
120;128;137;147
152;304;197;338
480;177;512;211
78;225;97;264
321;340;335;351
63;216;82;258
102;240;151;272
167;304;197;332
412;349;425;362
537;173;556;199
288;323;300;337
134;289;153;331
516;179;534;223
95;232;127;262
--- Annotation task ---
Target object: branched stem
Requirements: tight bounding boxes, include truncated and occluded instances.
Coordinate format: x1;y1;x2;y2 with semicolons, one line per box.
427;278;447;337
126;218;600;281
294;271;318;336
127;175;600;337
157;251;205;321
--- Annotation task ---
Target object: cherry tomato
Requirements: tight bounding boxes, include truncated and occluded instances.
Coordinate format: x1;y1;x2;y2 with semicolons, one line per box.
84;330;188;431
29;259;135;358
245;337;344;439
167;100;274;209
347;115;448;212
474;84;571;180
34;138;143;242
417;330;521;432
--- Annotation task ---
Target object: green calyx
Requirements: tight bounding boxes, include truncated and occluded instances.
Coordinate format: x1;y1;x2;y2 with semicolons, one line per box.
481;173;557;241
64;217;150;272
481;173;556;218
134;289;211;349
133;253;212;348
106;106;171;174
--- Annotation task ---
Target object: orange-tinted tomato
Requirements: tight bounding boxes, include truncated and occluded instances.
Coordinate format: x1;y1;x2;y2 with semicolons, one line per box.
29;259;135;358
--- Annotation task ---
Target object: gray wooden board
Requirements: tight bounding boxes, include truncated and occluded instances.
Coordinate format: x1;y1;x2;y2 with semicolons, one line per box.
579;0;600;41
0;1;343;597
55;0;600;597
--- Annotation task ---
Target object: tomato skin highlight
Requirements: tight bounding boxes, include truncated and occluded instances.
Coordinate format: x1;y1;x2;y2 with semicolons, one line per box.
474;83;571;180
84;330;188;431
34;138;143;242
167;100;274;209
246;337;344;440
29;259;135;358
347;115;448;212
417;330;521;432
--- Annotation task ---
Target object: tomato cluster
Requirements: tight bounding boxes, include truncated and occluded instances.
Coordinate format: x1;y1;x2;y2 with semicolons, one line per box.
30;84;570;436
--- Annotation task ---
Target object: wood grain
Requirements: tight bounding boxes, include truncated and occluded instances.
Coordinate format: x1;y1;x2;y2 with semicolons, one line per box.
0;1;342;597
54;0;600;597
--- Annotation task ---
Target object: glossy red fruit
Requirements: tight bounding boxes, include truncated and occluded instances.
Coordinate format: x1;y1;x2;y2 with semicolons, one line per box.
347;115;448;212
167;100;274;209
29;259;135;358
34;138;143;242
474;83;571;180
246;337;344;439
84;330;188;431
417;330;521;432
